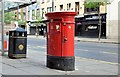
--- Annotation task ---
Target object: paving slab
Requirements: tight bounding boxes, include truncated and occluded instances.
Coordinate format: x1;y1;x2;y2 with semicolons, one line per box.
2;67;32;75
18;66;65;75
0;48;118;75
76;57;118;74
0;74;2;77
67;69;115;75
75;37;119;44
2;62;32;75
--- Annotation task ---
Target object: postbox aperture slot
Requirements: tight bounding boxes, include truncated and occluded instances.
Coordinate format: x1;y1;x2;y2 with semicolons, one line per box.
52;19;62;22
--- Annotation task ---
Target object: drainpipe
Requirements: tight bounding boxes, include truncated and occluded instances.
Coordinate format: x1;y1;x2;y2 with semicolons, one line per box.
52;0;54;12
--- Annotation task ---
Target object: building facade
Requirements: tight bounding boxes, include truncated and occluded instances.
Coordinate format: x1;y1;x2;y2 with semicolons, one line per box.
106;0;120;40
39;0;107;38
27;2;46;35
40;0;85;19
4;6;28;31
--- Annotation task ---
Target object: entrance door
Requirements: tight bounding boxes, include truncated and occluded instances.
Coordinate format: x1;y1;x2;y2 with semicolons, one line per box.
101;23;106;38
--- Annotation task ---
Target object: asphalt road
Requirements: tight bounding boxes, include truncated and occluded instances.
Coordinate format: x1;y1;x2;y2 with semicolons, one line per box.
27;36;118;63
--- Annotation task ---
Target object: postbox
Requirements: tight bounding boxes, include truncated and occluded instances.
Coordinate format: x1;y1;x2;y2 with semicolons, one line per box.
45;12;76;71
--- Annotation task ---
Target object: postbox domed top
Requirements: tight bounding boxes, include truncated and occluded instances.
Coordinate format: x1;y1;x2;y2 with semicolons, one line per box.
45;12;77;17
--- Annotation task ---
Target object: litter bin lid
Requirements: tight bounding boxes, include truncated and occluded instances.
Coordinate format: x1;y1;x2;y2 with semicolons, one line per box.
9;28;27;32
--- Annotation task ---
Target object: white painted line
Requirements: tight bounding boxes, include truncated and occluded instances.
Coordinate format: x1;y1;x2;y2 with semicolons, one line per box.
76;49;117;55
96;44;118;48
85;71;90;72
102;52;117;55
36;46;46;48
27;45;46;49
75;49;89;51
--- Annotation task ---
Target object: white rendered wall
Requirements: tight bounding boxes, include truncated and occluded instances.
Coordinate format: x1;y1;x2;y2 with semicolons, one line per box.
106;0;120;39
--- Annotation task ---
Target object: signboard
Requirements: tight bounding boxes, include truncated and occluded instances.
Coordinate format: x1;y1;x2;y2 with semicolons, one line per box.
86;16;101;20
88;25;97;29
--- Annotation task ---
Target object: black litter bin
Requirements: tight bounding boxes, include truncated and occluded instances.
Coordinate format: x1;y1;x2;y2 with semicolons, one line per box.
8;28;27;59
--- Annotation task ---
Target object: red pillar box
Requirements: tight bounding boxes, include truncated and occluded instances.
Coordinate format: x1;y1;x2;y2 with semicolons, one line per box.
45;12;76;71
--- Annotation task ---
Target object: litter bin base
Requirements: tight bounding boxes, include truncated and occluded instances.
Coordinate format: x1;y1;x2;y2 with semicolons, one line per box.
47;55;75;71
8;53;26;59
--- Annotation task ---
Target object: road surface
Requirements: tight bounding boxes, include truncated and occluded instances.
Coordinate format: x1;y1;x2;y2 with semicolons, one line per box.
27;36;118;63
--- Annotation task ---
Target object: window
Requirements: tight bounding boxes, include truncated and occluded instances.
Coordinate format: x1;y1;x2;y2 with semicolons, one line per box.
36;9;40;19
32;10;35;20
75;2;79;15
23;12;26;20
47;7;52;13
42;8;44;19
28;11;30;20
55;6;56;11
47;0;50;2
60;5;63;11
67;3;71;10
42;0;45;3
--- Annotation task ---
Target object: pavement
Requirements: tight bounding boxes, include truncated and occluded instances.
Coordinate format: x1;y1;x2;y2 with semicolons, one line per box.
0;35;119;75
75;37;119;44
0;48;118;75
0;52;118;75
